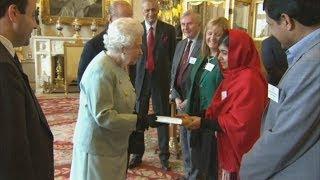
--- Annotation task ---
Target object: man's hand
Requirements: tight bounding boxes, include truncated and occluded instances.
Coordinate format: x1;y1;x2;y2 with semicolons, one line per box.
180;99;188;111
175;98;183;110
175;98;188;111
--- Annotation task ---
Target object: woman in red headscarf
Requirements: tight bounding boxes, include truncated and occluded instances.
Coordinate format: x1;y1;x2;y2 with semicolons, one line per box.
180;29;268;179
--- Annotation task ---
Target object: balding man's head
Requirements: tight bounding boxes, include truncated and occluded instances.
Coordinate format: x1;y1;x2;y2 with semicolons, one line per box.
142;0;159;25
108;0;133;22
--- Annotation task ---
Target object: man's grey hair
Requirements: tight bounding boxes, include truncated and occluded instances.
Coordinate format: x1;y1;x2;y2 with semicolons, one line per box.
181;10;202;25
108;0;132;18
103;18;143;53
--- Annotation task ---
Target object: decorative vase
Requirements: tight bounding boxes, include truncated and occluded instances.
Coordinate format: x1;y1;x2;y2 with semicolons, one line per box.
72;18;82;38
55;17;63;36
90;19;98;37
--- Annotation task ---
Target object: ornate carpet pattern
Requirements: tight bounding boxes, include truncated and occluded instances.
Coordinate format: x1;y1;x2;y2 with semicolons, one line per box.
37;95;183;180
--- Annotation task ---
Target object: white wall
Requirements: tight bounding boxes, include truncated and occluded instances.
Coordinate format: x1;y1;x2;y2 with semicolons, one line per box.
132;0;144;22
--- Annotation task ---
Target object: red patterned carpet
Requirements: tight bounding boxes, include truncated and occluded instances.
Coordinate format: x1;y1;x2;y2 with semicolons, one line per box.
37;95;183;180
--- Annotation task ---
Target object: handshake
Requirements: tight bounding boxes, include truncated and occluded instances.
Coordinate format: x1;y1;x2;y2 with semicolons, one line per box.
136;113;164;131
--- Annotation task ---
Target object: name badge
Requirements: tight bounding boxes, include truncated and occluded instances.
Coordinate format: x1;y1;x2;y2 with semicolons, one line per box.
221;91;227;100
268;84;279;103
189;57;197;64
205;63;215;71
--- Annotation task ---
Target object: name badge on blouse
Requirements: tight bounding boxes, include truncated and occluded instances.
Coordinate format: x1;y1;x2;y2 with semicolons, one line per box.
205;63;215;71
189;57;197;64
221;91;227;100
268;83;279;103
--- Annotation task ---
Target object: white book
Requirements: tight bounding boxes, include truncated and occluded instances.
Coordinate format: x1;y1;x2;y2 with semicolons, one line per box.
156;116;182;125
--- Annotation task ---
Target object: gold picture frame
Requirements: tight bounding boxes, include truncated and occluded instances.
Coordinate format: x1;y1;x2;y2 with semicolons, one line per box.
41;0;110;25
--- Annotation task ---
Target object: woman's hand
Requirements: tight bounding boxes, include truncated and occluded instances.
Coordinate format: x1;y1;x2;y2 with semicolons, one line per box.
176;114;191;126
176;114;201;130
186;116;201;130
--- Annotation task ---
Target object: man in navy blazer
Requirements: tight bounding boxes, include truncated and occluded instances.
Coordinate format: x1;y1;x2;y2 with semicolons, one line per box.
129;0;176;171
240;0;320;179
77;0;133;83
0;0;54;179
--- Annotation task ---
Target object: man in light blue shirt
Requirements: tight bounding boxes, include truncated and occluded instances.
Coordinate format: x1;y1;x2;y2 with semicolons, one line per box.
240;0;320;179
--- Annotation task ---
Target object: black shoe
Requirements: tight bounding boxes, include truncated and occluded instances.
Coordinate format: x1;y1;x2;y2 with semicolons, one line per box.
161;161;171;171
128;157;142;169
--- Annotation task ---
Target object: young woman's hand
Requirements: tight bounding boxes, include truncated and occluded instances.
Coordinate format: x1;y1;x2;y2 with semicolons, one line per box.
185;116;201;130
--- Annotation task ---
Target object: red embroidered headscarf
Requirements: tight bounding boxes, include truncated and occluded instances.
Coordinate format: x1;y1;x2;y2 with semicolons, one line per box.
206;30;268;172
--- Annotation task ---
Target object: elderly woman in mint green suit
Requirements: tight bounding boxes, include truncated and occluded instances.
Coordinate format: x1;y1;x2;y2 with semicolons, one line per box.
70;18;145;180
185;17;229;180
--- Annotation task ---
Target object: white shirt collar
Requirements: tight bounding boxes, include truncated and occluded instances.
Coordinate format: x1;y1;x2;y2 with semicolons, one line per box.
286;28;320;66
0;35;15;57
188;32;200;43
145;20;158;32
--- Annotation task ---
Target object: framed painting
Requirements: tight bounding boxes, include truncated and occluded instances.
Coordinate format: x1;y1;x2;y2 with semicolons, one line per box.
41;0;110;25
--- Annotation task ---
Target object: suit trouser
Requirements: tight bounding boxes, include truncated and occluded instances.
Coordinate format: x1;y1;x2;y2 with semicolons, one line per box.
180;126;200;179
133;74;170;163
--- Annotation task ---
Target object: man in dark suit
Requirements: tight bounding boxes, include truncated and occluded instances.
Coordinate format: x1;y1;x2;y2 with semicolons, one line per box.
261;35;288;85
0;0;54;179
170;10;202;179
77;0;133;83
129;0;176;171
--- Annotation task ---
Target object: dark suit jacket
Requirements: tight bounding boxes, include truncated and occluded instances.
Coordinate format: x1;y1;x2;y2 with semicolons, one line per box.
77;29;136;85
170;34;202;101
261;36;288;85
135;20;176;115
77;30;105;83
0;43;54;180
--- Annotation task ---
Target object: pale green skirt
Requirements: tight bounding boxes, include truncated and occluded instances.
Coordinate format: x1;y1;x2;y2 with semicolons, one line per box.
70;146;128;180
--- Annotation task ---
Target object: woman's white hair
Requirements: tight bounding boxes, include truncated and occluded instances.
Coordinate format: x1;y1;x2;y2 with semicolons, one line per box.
103;17;143;53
